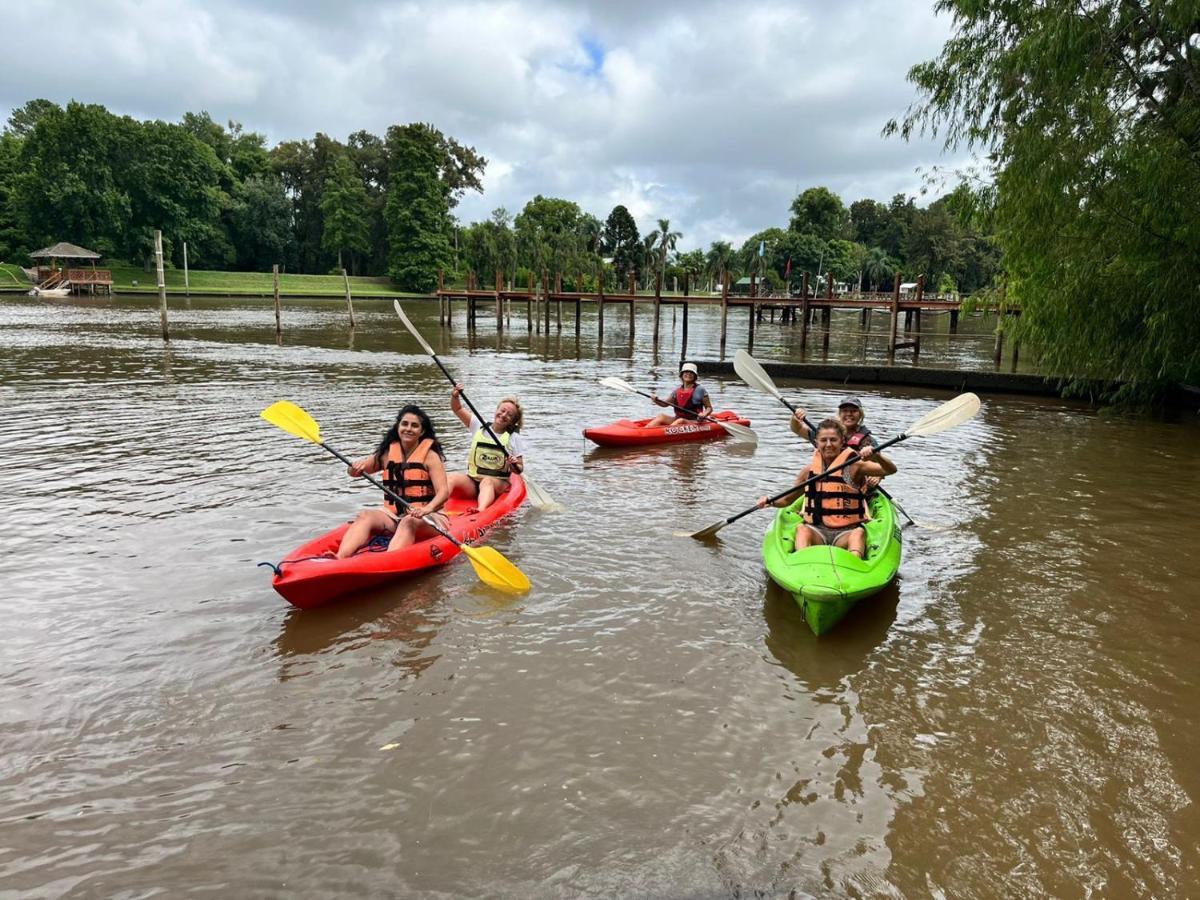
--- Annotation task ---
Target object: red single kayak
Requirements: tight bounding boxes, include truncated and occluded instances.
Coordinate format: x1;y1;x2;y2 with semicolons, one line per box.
583;410;752;448
267;475;527;609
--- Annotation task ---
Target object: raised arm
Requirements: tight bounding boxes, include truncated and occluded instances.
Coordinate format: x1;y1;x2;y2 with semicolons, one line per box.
449;383;473;428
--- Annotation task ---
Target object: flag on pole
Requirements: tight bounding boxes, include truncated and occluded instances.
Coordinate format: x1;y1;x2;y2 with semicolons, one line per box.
758;240;765;258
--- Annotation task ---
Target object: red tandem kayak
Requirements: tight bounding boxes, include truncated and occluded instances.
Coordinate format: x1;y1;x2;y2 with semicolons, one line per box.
267;475;527;609
583;411;752;448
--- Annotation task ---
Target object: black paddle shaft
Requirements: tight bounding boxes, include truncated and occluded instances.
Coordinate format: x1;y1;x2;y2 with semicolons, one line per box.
315;441;463;547
721;431;908;528
628;385;715;423
431;353;521;467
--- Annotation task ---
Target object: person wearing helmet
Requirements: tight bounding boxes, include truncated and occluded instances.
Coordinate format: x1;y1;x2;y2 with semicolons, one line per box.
644;362;714;428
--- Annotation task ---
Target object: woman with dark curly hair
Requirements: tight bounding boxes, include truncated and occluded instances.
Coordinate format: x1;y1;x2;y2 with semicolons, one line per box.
336;405;450;558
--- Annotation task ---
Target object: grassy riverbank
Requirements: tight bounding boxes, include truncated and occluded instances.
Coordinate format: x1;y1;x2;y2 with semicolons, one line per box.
105;265;423;297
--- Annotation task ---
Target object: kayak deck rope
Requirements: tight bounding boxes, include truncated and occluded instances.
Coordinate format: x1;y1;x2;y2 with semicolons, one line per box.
257;560;283;577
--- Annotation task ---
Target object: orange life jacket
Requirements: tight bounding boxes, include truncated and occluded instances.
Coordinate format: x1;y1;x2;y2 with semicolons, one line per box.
382;438;436;512
804;447;866;529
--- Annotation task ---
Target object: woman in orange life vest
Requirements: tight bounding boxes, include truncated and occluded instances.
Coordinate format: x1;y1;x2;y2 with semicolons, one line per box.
756;418;897;559
643;362;713;428
335;405;451;558
445;384;527;512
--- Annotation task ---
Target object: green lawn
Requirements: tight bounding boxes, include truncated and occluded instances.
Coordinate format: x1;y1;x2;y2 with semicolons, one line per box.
106;265;424;297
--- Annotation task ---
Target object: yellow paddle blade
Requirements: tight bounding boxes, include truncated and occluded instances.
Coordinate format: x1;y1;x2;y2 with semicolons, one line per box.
460;544;531;594
261;400;322;444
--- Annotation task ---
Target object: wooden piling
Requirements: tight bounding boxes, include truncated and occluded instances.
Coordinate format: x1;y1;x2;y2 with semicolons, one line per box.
949;308;959;334
182;241;189;298
154;229;169;341
597;269;605;341
1011;336;1020;372
342;268;356;328
653;272;662;347
496;269;503;332
719;271;729;356
887;273;901;364
681;298;689;359
913;275;924;357
799;272;810;350
527;272;534;332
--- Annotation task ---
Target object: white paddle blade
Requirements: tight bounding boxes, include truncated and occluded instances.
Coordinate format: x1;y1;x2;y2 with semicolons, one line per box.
684;519;729;540
393;300;437;356
599;376;638;395
907;392;981;437
733;350;784;401
523;472;563;511
720;421;758;445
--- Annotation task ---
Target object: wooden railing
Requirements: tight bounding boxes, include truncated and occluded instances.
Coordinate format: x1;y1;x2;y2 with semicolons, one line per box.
66;268;113;284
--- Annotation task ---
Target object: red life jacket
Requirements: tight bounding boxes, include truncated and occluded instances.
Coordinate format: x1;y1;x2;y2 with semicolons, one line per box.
804;448;866;529
382;438;436;513
674;386;696;412
846;427;873;450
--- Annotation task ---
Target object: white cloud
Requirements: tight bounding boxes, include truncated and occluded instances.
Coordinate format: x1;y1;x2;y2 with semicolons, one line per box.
1;0;970;250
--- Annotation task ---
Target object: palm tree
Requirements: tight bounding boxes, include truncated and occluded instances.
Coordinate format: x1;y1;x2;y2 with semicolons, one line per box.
656;218;682;283
863;246;895;292
704;241;734;291
639;234;658;288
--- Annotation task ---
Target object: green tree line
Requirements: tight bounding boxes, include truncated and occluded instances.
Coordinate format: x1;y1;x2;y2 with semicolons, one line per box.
0;100;485;291
458;184;1000;298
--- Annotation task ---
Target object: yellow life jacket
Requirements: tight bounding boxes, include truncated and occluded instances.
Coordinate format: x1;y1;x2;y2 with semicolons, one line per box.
467;427;511;479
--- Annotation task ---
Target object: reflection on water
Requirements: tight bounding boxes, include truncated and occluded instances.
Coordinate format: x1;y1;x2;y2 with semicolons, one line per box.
0;294;1197;896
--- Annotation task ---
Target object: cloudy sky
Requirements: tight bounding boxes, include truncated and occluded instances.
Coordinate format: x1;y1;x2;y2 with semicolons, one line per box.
2;0;967;251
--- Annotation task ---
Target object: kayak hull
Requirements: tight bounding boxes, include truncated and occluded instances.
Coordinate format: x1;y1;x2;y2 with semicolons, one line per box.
270;475;527;609
583;410;751;448
761;490;902;635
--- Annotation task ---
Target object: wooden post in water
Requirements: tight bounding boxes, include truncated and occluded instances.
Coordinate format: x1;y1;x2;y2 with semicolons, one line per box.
597;268;605;341
272;263;281;337
342;268;356;328
1011;335;1020;372
495;269;503;332
799;272;810;350
949;308;959;335
527;272;534;332
653;272;662;347
913;275;925;359
438;269;445;325
748;273;757;350
154;229;169;341
994;279;1008;369
182;241;189;298
576;272;583;338
887;273;901;364
681;296;689;359
555;273;563;331
719;271;729;356
822;272;834;352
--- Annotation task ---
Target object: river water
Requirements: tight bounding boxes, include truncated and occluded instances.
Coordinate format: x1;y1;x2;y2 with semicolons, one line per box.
2;295;1198;897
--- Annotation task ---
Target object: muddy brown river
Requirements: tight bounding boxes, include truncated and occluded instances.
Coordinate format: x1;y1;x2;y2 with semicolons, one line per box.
2;295;1197;897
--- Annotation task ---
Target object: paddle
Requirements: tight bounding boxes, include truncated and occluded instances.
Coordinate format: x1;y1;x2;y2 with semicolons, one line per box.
260;400;531;594
597;376;758;444
684;391;981;539
732;350;943;530
393;300;559;510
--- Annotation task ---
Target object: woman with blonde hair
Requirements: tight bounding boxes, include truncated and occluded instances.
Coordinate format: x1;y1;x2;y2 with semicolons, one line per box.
445;384;528;511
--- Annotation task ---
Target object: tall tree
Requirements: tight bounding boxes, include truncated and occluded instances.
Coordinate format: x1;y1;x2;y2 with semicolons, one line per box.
384;123;452;291
321;154;370;272
849;198;889;248
5;99;61;138
602;204;639;282
228;174;294;271
789;186;849;242
889;0;1200;396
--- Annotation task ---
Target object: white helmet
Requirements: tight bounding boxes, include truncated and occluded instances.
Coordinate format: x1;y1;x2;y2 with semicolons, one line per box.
680;362;699;376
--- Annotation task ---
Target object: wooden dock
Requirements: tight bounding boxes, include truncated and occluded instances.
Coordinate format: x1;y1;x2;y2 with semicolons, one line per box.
435;270;1022;370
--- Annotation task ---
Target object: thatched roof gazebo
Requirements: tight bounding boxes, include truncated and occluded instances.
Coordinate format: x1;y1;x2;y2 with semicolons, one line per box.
29;242;112;294
30;242;102;261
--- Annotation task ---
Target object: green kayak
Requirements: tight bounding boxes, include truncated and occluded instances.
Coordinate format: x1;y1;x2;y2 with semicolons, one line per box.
761;490;903;636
